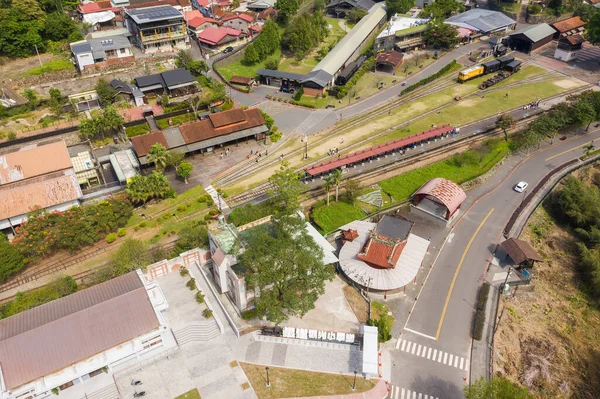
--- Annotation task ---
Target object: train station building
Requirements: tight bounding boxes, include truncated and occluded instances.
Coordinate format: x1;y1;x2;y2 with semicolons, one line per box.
338;215;430;292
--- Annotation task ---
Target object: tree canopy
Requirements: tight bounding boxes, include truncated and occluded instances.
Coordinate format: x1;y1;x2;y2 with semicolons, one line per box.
175;49;208;76
420;0;464;18
175;222;209;252
147;143;168;172
241;217;334;323
385;0;414;17
423;20;459;49
243;19;280;64
275;0;299;24
267;161;304;218
78;106;124;140
282;11;329;60
125;172;172;205
95;79;116;106
0;238;25;283
176;160;193;183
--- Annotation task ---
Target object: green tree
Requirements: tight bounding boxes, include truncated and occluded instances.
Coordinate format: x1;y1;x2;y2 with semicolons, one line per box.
264;58;279;70
94;78;116;106
424;20;459;49
465;376;534;399
386;0;414;17
125;172;171;205
110;239;152;276
420;0;464;18
331;169;343;202
313;0;326;12
588;12;600;45
347;7;367;23
282;12;329;59
102;106;124;133
275;0;299;24
324;175;334;206
48;87;63;115
0;239;25;283
165;150;185;169
0;2;46;58
78;107;123;140
573;4;598;22
177;160;193;184
174;49;208;76
241;218;334;323
147;143;168;172
267;161;304;217
344;179;362;204
175;222;209;252
495;113;515;142
232;0;240;8
78;114;105;139
243;43;260;64
43;11;79;41
572;100;596;131
23;89;38;109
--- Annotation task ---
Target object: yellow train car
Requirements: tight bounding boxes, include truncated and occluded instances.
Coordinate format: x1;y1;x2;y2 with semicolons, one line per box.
458;65;485;82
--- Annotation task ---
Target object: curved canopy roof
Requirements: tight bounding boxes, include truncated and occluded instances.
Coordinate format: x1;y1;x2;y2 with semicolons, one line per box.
414;178;466;215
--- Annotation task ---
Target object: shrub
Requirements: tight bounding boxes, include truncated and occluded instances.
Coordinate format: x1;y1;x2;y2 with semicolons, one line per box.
293;86;304;101
227;202;276;226
52;388;59;395
0;239;25;283
203;308;213;318
0;276;77;319
401;60;458;95
209;209;219;216
125;123;150;137
7;132;17;141
180;267;189;276
367;317;392;342
217;188;228;198
473;282;490;341
270;130;283;143
196;291;205;303
242;308;258;320
527;3;542;14
13;197;133;259
139;221;147;228
265;58;279;70
186;277;197;290
117;228;126;237
106;233;117;243
177;205;187;212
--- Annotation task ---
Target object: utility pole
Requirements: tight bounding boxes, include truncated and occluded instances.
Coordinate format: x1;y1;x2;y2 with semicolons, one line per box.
303;135;308;160
34;45;43;69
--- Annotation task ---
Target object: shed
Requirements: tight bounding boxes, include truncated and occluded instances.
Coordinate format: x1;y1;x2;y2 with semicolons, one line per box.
230;75;255;86
412;178;466;222
551;16;586;39
375;50;404;74
500;237;543;268
508;23;555;54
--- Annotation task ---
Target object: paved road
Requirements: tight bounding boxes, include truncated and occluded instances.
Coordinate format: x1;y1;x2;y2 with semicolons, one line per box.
387;126;600;399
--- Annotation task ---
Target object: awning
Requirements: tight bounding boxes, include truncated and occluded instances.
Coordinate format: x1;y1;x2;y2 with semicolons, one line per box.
362;325;378;376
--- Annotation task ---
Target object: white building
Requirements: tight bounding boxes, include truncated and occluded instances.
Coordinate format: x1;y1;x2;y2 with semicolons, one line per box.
0;271;169;399
70;35;133;71
554;34;585;62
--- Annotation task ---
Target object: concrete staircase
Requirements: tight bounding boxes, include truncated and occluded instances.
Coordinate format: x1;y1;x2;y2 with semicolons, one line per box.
204;184;230;212
82;383;120;399
173;320;221;345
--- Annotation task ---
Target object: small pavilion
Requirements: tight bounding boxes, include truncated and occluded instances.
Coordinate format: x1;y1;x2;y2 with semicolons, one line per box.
500;237;543;268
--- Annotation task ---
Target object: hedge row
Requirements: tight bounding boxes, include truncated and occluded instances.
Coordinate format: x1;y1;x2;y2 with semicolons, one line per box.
336;57;376;99
473;282;491;341
401;60;458;95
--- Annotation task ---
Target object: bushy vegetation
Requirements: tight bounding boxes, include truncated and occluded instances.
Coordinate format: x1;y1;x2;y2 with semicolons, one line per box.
243;19;281;64
0;236;25;283
12;197;133;260
379;138;509;201
473;282;490;341
546;176;600;298
401;60;458;94
91;239;153;284
126;172;174;205
311;201;366;233
368;302;394;342
227;201;276;226
125;123;150;137
336;58;375;99
466;376;534;399
0;276;77;319
281;12;329;60
175;222;209;252
175;50;208;77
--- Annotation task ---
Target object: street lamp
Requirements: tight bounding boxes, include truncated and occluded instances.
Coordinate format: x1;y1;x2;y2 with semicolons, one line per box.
303;135;308;160
265;367;270;387
352;371;357;391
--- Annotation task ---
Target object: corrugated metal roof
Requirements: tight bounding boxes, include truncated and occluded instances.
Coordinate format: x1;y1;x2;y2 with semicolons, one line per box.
0;272;160;390
552;16;585;33
445;9;515;33
500;237;543;264
312;2;386;76
0;141;72;185
509;23;555;42
413;178;466;215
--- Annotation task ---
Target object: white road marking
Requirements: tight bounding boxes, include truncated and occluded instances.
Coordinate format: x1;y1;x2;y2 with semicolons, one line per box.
404;328;437;341
401;339;407;351
460;357;465;370
448;354;454;365
395;386;400;399
417;344;422;356
401;388;405;399
437;351;443;362
443;352;448;364
427;347;432;359
454;356;459;368
411;342;417;354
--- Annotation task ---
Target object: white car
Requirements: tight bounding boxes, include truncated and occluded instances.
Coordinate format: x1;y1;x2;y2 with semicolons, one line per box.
514;181;528;193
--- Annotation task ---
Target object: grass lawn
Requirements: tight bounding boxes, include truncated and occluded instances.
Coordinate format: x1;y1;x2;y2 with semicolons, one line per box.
126;184;209;228
379;138;510;201
156;114;193;129
240;363;377;399
278;57;319;74
22;58;74;76
497;0;521;13
371;301;395;331
174;389;201;399
125;123;150;137
395;55;438;78
311;200;366;233
218;48;282;81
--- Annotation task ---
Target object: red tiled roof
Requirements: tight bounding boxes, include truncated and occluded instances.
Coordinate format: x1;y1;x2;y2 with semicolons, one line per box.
184;9;203;21
249;25;262;33
79;1;119;13
179;108;265;144
130;131;169;157
357;233;406;269
222;13;254;22
342;229;359;242
552;16;586;33
197;26;242;45
306;125;455;176
414;178;466;215
0;141;72;185
563;34;585;45
376;50;404;67
188;16;219;28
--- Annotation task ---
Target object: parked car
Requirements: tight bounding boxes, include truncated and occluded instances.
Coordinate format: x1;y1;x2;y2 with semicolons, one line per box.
514;181;528;193
223;46;234;53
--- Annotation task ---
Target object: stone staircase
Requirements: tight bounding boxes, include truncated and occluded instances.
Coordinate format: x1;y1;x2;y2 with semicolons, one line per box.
204;184;230;212
173;320;221;345
81;383;120;399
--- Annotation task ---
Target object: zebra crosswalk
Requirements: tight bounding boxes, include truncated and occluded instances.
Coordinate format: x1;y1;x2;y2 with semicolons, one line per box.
388;385;440;399
395;338;468;371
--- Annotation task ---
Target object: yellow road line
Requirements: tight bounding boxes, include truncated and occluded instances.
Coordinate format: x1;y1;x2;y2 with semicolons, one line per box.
435;208;495;340
545;143;588;161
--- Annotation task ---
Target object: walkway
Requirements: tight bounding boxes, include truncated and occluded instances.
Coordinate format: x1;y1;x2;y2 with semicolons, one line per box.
204;184;230;212
146;115;159;132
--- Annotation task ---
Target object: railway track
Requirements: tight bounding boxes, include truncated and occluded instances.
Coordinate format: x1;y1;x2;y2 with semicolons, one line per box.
219;69;563;189
227;83;592;207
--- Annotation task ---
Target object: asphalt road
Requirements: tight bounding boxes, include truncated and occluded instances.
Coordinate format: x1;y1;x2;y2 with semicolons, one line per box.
388;127;600;399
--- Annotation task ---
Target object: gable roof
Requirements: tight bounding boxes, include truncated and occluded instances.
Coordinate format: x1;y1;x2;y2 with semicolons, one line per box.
414;178;466;215
0;272;159;390
125;5;183;24
222;13;254;22
188;15;219;28
376;50;404;67
509;23;555;42
445;9;515;33
327;0;376;11
79;1;119;13
130;130;170;156
552;16;586;33
87;35;131;53
562;34;585;45
160;68;195;88
0;141;72;185
70;41;93;54
197;26;242;45
135;72;165;89
500;237;543;264
179;108;265;144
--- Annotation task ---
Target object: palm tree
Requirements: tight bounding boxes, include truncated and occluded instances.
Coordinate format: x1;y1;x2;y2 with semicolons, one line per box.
147;144;168;172
324;175;335;206
332;169;343;202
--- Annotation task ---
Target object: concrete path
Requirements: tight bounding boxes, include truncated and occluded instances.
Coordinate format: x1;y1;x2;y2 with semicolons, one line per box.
205;184;230;212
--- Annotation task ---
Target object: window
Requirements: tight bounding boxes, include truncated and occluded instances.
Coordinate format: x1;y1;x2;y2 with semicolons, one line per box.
141;335;162;349
120;48;127;54
15;390;34;399
88;368;105;378
58;380;75;391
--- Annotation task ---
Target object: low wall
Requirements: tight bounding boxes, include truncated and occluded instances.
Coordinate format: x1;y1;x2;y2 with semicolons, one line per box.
526;12;571;24
83;56;136;71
